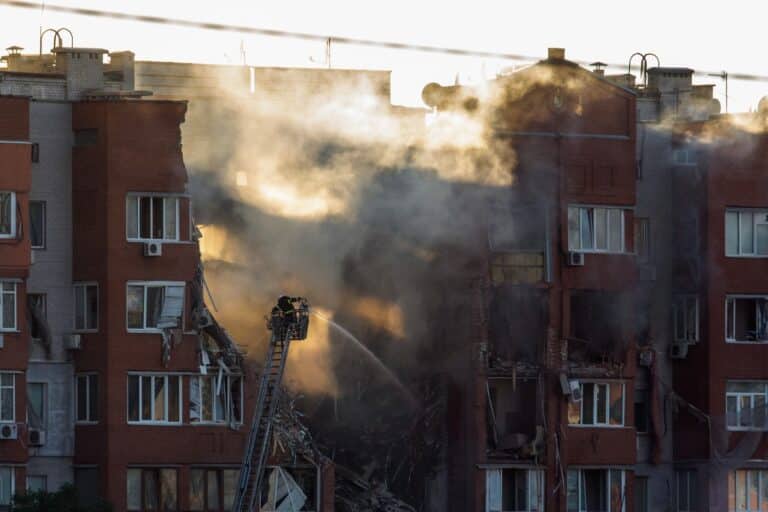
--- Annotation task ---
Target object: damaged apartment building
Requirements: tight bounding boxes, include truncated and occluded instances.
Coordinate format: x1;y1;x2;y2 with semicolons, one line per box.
424;48;768;511
0;32;333;511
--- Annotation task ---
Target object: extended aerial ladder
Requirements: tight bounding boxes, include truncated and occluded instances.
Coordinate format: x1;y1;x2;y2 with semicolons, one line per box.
232;297;311;512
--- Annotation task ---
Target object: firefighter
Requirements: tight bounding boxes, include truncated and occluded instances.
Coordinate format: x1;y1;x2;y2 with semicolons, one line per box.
277;296;298;325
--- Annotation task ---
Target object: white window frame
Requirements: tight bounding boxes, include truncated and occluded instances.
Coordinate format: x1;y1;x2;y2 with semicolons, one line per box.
190;374;244;426
568;205;626;254
673;295;699;343
0;373;15;423
676;469;696;512
126;193;181;243
0;467;15;507
726;381;768;432
74;373;98;424
126;281;185;333
567;468;626;512
729;469;768;512
0;192;17;239
725;209;768;257
127;373;183;425
485;468;545;512
725;295;768;343
73;282;98;332
0;281;17;332
569;381;625;427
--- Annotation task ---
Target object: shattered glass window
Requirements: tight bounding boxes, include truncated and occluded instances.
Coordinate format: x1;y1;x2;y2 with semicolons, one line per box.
191;375;240;424
160;469;177;510
128;374;182;424
127;283;184;330
0;192;15;237
127;195;181;241
0;373;14;422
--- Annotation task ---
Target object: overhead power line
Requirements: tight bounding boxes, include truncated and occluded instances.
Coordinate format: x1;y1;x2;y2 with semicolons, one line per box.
2;0;768;83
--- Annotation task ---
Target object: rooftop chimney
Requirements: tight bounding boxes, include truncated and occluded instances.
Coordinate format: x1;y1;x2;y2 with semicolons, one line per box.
548;48;565;61
590;61;607;77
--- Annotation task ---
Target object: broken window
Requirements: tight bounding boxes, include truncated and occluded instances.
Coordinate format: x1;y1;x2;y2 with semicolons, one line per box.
126;195;179;241
726;296;768;342
634;388;650;435
673;295;699;343
0;373;14;422
0;192;16;238
489;287;547;362
729;469;768;512
567;381;624;427
30;200;45;249
0;282;16;331
127;374;181;424
260;467;316;512
677;469;696;512
189;374;243;425
0;467;13;508
569;291;627;357
73;282;98;331
126;468;178;511
486;378;538;452
634;217;650;263
488;203;547;285
27;382;46;430
566;468;625;512
485;468;544;512
127;282;184;331
189;468;240;511
726;210;768;256
27;293;48;341
726;382;768;431
568;206;625;253
75;374;98;423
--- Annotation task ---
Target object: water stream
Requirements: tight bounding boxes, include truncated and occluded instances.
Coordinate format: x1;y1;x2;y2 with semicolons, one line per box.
312;311;418;409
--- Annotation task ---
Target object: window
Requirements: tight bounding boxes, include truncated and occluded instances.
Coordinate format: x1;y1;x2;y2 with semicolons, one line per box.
27;293;47;341
567;381;625;426
75;374;98;423
189;468;240;511
634;217;650;263
73;283;98;331
673;296;699;343
726;210;768;256
0;282;16;331
677;469;696;512
127;375;182;424
635;476;648;512
0;192;16;238
729;469;768;512
0;467;14;508
568;206;625;253
672;148;696;165
127;468;178;511
126;282;184;331
27;475;46;492
74;468;100;508
634;389;650;434
126;195;180;242
190;375;243;425
726;296;768;343
30;201;45;249
0;373;14;423
30;143;39;163
27;382;46;430
726;382;768;431
485;468;544;512
567;469;626;512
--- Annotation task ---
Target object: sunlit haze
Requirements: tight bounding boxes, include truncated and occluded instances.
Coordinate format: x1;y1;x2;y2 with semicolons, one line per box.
2;0;768;111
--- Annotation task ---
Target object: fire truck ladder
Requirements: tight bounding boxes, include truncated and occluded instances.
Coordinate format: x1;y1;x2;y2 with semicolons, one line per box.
232;298;309;512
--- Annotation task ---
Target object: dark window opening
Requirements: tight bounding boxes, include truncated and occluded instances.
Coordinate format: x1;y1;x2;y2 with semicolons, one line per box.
569;291;628;361
486;378;539;454
30;143;39;163
74;129;98;147
489;286;547;363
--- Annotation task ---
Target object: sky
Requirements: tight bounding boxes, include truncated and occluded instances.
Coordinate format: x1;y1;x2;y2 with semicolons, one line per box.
1;0;768;111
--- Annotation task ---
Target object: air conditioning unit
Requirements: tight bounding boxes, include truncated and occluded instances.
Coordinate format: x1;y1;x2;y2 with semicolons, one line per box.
567;251;584;266
28;428;46;446
669;341;689;359
0;424;18;440
196;308;213;329
63;334;82;350
143;241;163;257
639;349;654;367
568;380;582;402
